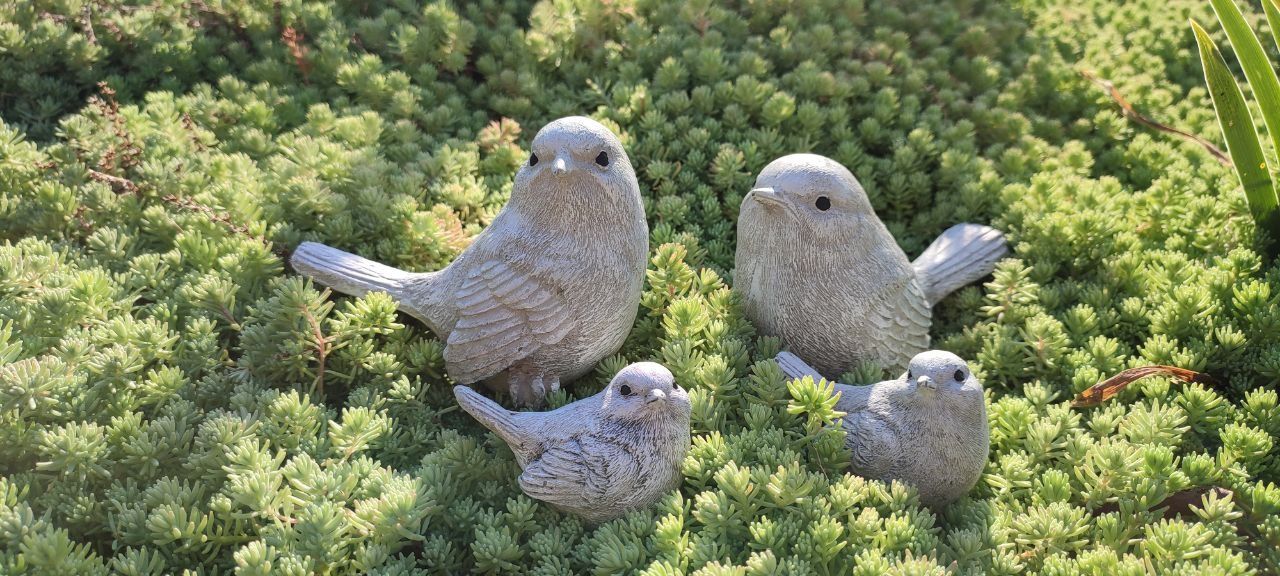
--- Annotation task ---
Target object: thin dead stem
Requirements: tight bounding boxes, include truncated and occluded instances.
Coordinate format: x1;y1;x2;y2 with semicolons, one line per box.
301;305;329;397
1080;69;1231;166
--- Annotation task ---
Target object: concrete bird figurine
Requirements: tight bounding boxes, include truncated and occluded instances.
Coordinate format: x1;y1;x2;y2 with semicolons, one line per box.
454;362;691;523
735;153;1007;378
291;116;649;407
776;349;988;508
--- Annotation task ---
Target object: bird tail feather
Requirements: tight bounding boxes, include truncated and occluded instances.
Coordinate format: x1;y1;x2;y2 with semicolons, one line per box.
912;223;1008;307
776;351;827;382
291;241;424;307
454;385;525;450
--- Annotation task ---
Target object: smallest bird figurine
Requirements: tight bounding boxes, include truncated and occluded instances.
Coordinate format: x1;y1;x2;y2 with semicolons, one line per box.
454;362;691;524
776;349;989;508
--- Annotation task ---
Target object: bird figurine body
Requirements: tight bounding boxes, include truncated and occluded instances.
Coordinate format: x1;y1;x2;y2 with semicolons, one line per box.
454;362;691;523
776;350;988;508
291;117;649;407
735;153;1007;378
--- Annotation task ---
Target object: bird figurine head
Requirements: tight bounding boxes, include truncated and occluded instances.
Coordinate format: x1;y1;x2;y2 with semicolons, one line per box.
511;116;641;223
902;350;984;405
600;362;691;423
739;153;882;248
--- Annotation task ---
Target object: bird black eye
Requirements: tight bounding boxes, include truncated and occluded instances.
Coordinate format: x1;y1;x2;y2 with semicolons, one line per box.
954;370;965;382
529;153;539;166
815;196;831;211
619;384;632;396
906;371;913;380
595;151;609;167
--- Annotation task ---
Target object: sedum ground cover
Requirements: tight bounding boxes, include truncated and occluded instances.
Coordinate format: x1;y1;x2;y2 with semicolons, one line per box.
2;0;1280;573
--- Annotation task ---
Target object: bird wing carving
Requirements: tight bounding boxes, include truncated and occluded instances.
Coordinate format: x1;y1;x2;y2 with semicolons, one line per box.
519;434;629;509
843;410;899;482
864;277;931;369
444;259;575;384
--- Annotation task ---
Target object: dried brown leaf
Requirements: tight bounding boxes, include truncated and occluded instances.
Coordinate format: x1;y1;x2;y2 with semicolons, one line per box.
1071;365;1218;408
282;26;311;80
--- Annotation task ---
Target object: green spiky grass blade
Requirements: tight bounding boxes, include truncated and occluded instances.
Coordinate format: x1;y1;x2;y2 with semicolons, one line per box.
1192;19;1280;257
1264;0;1280;53
1209;0;1280;165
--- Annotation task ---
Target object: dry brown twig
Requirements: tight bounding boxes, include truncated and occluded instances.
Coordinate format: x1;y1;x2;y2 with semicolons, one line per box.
80;4;97;44
58;85;286;259
301;304;330;397
89;82;142;173
87;169;139;194
1080;69;1232;166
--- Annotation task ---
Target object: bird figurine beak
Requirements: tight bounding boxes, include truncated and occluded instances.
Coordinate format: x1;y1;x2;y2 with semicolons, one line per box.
917;375;935;390
645;389;667;404
552;154;568;175
749;187;784;206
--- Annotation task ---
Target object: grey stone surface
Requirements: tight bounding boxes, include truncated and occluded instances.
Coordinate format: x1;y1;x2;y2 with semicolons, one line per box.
291;117;648;407
736;153;1007;377
454;362;691;523
777;350;989;508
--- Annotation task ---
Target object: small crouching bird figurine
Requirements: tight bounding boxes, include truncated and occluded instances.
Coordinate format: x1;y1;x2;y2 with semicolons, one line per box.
736;153;1007;378
454;362;691;524
291;117;649;407
776;350;989;508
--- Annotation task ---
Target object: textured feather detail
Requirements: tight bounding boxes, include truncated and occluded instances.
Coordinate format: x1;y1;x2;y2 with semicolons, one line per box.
912;223;1008;306
865;277;932;370
776;351;826;382
519;435;622;508
844;412;899;480
453;385;539;464
444;259;574;384
290;242;432;322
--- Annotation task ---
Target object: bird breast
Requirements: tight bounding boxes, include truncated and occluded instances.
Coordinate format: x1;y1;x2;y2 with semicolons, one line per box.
880;399;988;506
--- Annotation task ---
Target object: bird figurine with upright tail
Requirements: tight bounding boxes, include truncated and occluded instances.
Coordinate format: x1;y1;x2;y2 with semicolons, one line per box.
291;117;649;407
735;153;1007;378
454;362;691;524
776;349;988;508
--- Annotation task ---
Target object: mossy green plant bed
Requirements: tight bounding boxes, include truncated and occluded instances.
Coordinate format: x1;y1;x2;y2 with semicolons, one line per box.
2;0;1279;574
